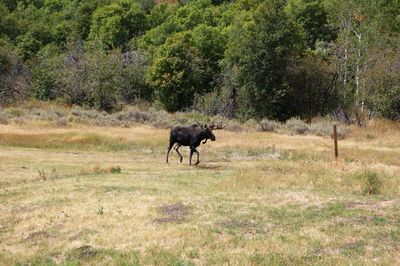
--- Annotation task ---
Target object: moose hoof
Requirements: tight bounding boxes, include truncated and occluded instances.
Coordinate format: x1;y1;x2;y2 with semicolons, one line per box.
195;161;200;165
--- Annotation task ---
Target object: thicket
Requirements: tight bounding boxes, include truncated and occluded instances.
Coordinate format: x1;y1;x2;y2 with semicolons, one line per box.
0;0;399;121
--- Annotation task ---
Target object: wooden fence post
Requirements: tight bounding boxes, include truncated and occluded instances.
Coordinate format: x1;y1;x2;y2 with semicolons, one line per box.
333;125;338;159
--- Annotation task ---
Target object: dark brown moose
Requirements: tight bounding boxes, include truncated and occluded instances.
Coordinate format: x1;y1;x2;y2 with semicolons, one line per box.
166;122;225;165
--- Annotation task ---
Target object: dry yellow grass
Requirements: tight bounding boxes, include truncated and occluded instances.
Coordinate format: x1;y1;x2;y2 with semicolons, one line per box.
0;120;399;265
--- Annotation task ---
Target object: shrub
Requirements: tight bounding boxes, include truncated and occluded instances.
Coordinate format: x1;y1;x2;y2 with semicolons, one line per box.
359;171;382;195
256;119;281;132
110;166;121;174
224;120;243;132
309;121;349;139
14;117;25;124
0;43;30;104
55;117;68;127
113;107;150;123
285;118;309;135
0;113;8;124
45;109;63;121
7;107;24;117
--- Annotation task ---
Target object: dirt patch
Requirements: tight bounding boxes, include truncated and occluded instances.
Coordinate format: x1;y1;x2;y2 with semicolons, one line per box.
155;203;189;223
0;218;20;233
315;247;340;257
12;205;42;213
68;233;82;241
196;164;224;170
71;245;98;259
345;200;398;214
249;191;330;208
68;228;97;241
341;241;365;255
25;230;52;242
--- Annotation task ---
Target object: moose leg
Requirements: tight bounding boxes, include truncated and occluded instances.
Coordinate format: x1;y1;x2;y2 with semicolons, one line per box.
166;142;174;163
174;144;183;163
189;147;200;165
189;148;194;165
193;147;200;165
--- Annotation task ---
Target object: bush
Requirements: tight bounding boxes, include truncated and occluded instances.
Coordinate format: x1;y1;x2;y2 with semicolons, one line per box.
364;47;400;121
47;46;151;111
0;42;30;104
150;109;175;129
0;113;8;124
55;117;68;127
7;107;24;117
358;171;382;195
224;120;243;132
113;106;150;123
256;119;281;132
285;118;309;135
309;120;349;139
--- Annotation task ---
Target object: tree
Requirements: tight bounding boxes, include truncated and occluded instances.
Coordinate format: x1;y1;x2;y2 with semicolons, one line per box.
149;32;204;111
0;2;20;40
225;0;303;120
88;1;147;50
0;41;30;104
363;45;400;120
288;50;340;119
286;0;335;48
119;49;152;103
29;43;61;100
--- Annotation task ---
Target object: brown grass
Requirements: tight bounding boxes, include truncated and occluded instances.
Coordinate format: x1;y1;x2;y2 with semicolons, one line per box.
0;118;399;265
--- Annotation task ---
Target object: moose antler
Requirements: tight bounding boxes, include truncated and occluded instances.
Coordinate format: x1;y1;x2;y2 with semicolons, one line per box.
209;122;225;130
195;120;204;128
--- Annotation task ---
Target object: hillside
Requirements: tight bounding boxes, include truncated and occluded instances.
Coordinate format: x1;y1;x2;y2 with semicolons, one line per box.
1;0;399;121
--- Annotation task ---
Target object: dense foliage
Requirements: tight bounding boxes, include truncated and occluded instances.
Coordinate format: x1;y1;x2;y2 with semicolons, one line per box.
0;0;399;121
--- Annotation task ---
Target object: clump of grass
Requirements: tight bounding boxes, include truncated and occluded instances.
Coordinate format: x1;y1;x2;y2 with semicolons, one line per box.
110;166;122;174
37;168;59;181
144;247;191;265
96;206;104;215
359;171;382;195
80;165;122;175
344;170;388;196
37;169;47;181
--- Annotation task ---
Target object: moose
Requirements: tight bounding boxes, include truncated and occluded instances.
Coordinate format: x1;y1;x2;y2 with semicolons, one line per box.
166;122;225;165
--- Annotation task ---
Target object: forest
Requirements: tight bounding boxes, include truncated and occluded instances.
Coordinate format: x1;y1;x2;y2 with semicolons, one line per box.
0;0;399;121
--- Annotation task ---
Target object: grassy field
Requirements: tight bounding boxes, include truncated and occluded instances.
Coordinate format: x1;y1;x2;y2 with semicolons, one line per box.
0;119;399;265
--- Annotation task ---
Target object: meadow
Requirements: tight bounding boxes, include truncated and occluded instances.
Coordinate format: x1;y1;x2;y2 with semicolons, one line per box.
0;109;399;265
